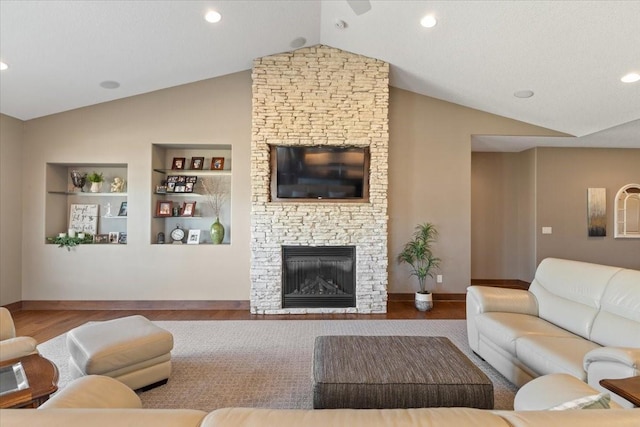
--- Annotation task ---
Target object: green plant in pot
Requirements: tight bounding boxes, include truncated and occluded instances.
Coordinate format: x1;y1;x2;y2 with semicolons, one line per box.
398;222;441;311
87;171;104;193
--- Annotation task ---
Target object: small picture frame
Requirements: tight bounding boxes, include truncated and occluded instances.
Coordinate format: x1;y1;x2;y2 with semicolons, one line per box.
211;157;225;170
155;184;167;194
185;182;194;193
190;157;204;170
156;201;173;217
174;184;186;193
95;234;109;244
108;232;119;244
118;201;128;216
181;201;196;217
187;229;201;245
171;157;186;170
118;233;127;244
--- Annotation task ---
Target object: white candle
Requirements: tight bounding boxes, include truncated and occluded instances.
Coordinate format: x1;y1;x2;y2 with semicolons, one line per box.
68;229;76;238
59;233;66;238
78;233;85;239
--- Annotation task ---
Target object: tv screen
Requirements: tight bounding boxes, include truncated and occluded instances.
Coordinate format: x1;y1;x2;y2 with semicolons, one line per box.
271;146;369;200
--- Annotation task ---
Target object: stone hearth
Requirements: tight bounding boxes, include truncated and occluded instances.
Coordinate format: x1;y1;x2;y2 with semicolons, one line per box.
250;45;389;314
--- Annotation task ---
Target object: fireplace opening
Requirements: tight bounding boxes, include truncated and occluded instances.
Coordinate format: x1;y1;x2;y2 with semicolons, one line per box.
282;246;356;308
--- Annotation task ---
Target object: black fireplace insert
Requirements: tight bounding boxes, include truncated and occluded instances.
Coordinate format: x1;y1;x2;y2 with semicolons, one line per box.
282;246;356;308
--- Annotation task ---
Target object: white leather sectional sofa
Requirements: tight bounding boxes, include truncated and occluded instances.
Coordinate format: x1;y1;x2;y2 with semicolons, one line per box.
467;257;640;407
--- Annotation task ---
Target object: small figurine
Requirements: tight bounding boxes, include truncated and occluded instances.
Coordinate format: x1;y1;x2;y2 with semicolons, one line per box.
111;177;125;193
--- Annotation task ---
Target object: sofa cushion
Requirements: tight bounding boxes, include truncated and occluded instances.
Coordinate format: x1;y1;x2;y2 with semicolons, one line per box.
475;313;575;356
516;336;600;380
201;407;512;427
0;409;208;427
528;258;621;339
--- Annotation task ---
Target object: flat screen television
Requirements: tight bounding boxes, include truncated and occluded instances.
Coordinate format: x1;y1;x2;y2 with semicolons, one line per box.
270;145;369;201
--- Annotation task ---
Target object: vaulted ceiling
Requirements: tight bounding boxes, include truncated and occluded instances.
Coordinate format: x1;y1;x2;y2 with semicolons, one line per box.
1;1;638;150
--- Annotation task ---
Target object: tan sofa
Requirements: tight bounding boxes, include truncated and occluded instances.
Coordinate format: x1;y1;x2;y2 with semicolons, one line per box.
466;258;640;408
0;307;38;362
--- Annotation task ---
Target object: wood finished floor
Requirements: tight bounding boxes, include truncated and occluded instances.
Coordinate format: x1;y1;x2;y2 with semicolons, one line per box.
12;300;465;344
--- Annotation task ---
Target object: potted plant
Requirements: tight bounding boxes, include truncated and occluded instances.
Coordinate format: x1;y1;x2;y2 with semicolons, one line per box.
398;222;441;311
87;171;104;193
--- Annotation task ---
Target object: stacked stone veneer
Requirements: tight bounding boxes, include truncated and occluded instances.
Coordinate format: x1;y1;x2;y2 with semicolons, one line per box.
250;45;389;314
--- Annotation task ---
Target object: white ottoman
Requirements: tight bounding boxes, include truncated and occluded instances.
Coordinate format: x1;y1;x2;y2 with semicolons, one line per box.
66;315;173;391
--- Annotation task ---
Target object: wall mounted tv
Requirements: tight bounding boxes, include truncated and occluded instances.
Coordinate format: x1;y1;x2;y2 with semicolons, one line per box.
270;145;370;202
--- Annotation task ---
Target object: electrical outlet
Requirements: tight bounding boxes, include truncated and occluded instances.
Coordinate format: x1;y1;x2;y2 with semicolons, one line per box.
436;275;443;283
542;227;553;235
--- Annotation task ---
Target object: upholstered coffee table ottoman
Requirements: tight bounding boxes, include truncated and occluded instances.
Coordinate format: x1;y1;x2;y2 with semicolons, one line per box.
66;315;173;391
312;336;493;409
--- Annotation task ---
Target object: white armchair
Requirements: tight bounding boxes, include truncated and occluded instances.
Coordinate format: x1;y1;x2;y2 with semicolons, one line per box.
0;307;38;362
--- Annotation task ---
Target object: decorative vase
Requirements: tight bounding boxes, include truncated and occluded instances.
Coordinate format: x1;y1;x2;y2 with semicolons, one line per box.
90;182;102;193
415;292;433;312
210;217;224;244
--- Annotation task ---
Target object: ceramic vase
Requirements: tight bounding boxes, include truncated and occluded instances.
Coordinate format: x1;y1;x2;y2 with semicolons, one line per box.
90;182;102;193
415;292;433;312
210;217;224;244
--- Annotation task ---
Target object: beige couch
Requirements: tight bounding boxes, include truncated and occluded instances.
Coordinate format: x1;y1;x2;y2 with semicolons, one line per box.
466;257;640;408
2;406;639;427
0;307;38;362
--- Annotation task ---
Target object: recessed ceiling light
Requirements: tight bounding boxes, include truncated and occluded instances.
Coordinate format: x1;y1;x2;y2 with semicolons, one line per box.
514;90;534;98
0;62;8;71
205;10;222;23
420;15;437;28
621;72;640;83
100;81;120;89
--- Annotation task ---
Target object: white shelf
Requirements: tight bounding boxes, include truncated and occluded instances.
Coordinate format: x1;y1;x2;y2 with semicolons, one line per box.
48;191;128;196
153;169;231;176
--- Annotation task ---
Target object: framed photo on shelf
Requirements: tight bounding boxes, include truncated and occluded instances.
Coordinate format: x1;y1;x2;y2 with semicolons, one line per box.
211;157;225;170
118;233;127;244
108;232;119;244
181;201;196;217
155;184;167;194
94;234;109;244
171;157;186;170
190;157;204;170
118;201;128;216
187;229;201;244
156;201;173;217
185;176;197;193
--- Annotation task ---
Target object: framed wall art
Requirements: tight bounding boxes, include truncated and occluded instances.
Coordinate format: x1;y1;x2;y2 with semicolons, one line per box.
156;201;173;217
69;204;99;235
190;157;204;170
211;157;225;170
587;188;606;237
171;157;186;170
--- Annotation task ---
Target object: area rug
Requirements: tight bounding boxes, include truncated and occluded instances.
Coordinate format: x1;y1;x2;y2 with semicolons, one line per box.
37;319;517;411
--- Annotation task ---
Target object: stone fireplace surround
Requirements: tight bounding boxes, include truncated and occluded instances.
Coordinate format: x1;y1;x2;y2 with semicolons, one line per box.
250;45;389;314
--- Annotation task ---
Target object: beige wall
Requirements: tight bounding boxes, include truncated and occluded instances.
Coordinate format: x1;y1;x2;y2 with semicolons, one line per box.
21;71;252;301
388;88;562;293
5;71;602;303
0;114;24;305
536;147;640;269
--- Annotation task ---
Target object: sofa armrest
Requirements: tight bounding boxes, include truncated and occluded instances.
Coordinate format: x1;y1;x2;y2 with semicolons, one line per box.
466;286;538;316
40;375;142;409
0;307;17;340
0;337;39;362
584;347;640;371
466;286;538;353
584;347;640;408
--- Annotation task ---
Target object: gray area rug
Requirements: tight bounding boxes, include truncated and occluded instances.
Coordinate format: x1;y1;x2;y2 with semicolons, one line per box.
37;319;517;411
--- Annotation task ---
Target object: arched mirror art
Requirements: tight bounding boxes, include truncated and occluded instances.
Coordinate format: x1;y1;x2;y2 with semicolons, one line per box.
615;183;640;238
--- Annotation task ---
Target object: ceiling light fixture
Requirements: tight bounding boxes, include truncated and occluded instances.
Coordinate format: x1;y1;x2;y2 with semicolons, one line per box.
0;62;8;71
514;90;534;98
420;15;437;28
100;81;120;89
204;10;222;23
621;72;640;83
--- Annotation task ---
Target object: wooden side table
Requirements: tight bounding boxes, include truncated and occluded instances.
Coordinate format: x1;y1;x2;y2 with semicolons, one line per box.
599;376;640;407
0;354;59;409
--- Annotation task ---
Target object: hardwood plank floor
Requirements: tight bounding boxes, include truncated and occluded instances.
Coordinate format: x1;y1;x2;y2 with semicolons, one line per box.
10;300;466;344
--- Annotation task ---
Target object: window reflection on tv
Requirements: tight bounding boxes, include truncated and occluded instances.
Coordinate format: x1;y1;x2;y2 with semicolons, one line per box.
272;146;369;200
